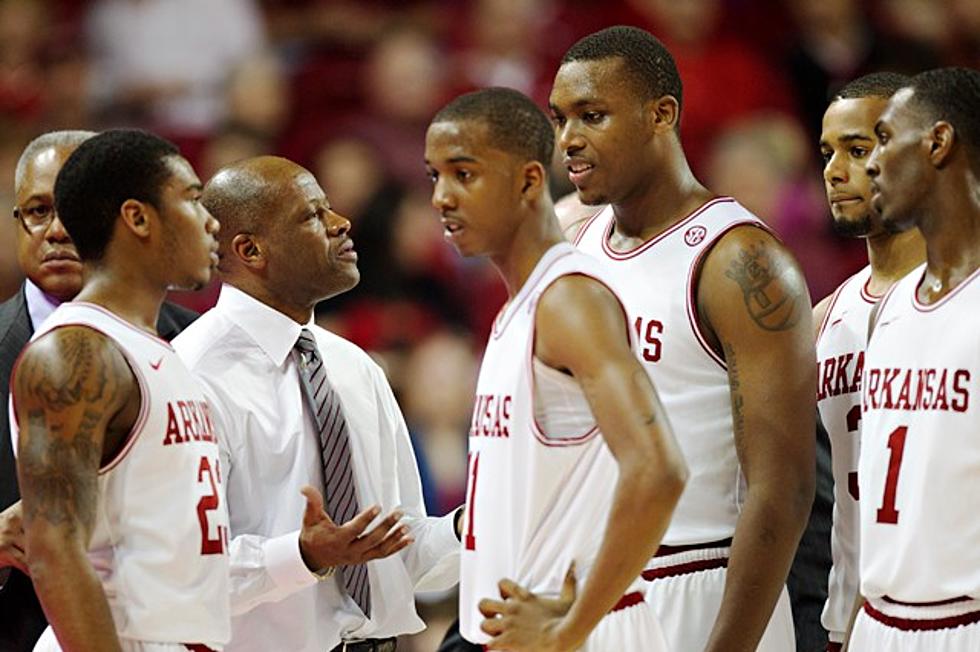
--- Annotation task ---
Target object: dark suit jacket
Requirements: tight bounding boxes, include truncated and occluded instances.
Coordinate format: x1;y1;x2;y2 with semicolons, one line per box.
0;286;197;651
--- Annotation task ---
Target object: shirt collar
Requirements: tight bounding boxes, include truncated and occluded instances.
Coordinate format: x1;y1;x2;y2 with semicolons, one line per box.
24;279;64;330
216;283;311;367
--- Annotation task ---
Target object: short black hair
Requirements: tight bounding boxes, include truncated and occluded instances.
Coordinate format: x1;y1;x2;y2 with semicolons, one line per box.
54;129;179;262
431;87;555;167
906;67;980;170
561;26;682;113
833;72;911;102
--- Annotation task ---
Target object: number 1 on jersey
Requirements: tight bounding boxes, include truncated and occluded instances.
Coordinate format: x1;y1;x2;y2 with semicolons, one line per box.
465;452;480;551
876;426;908;524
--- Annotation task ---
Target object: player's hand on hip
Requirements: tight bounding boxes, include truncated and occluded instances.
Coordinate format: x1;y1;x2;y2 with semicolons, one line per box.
0;501;28;574
298;485;414;571
480;564;578;651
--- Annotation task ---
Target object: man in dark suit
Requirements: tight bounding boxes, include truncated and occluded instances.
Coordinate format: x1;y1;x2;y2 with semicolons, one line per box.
0;130;197;651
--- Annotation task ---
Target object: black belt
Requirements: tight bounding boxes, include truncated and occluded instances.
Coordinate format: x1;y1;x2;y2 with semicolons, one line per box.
330;637;397;652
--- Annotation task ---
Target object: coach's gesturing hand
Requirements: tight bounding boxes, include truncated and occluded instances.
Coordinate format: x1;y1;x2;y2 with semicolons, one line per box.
479;564;578;652
0;501;28;574
298;485;413;573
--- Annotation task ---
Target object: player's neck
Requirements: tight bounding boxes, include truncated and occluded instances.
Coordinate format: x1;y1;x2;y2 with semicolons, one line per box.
492;210;565;298
611;159;713;241
75;268;167;335
917;193;980;302
865;229;926;296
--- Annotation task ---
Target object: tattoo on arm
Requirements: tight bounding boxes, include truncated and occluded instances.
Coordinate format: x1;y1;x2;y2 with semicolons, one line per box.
19;409;101;535
724;343;745;444
724;244;803;331
15;329;128;540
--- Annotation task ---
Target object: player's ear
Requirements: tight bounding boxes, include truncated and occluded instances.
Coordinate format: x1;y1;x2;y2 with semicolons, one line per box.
929;121;955;168
119;199;152;239
520;160;547;202
231;233;266;270
649;95;679;134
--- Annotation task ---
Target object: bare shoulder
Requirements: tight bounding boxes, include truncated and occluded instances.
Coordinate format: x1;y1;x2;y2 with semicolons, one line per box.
554;192;603;242
699;224;810;333
13;325;137;430
14;327;137;534
536;274;629;371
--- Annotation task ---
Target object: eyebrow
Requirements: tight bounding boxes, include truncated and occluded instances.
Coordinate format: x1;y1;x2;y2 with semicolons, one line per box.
549;98;600;112
836;133;875;144
185;183;203;193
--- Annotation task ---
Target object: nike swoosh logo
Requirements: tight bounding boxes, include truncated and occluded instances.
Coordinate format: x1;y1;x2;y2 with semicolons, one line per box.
150;357;163;370
830;317;844;327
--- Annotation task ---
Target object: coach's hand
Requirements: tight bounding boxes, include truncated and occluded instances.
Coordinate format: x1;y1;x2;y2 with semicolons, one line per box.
0;501;28;574
479;564;578;651
298;485;413;572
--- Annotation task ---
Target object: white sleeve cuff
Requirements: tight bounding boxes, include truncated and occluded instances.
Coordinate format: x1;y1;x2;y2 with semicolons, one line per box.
263;530;318;591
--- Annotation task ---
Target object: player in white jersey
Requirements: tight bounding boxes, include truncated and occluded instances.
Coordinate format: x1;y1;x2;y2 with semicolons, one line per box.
813;72;927;650
847;67;980;651
426;87;687;651
550;27;816;652
10;130;229;651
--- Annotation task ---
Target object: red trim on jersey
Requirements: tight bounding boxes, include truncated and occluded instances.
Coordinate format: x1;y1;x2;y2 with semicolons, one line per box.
99;332;151;475
869;277;903;338
611;591;644;613
184;644;218;652
597;197;736;261
826;643;842;652
685;221;774;370
863;600;980;632
72;301;175;349
860;274;884;304
815;281;847;343
654;537;732;557
492;249;576;340
527;272;632;448
642;557;728;581
912;264;980;313
570;206;606;246
882;595;973;607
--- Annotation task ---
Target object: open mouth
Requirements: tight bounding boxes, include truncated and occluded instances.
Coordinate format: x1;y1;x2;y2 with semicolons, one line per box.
441;219;464;237
337;238;358;262
566;159;595;185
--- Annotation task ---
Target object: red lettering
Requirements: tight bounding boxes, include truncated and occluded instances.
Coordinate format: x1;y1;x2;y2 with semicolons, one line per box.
163;403;183;445
633;317;663;363
952;369;971;413
821;357;837;401
933;369;950;410
865;369;882;410
881;368;901;409
850;351;864;393
895;370;913;410
834;354;853;397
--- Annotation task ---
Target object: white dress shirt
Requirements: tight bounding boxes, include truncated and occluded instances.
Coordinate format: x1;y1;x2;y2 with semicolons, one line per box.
24;279;62;330
173;284;460;652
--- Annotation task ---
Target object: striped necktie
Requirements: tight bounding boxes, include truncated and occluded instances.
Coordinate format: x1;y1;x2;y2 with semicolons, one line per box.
293;328;371;617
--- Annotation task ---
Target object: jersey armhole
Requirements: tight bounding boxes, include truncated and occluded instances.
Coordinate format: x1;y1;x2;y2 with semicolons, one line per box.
527;272;631;447
686;221;775;369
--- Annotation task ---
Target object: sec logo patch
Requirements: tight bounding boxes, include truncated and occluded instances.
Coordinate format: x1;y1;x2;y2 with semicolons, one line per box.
684;225;707;246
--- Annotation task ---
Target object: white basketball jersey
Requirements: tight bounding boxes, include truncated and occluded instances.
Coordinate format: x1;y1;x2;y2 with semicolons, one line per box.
859;264;980;603
574;197;766;545
458;243;637;644
11;302;231;648
815;266;876;637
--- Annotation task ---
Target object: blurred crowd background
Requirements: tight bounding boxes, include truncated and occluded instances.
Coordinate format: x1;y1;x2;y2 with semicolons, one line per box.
0;0;976;648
